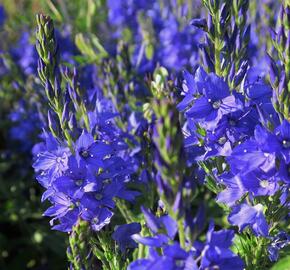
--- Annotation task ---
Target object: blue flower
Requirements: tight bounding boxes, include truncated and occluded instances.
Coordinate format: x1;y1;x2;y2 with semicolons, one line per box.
217;170;279;207
268;231;290;262
227;125;280;174
177;67;208;111
211;108;257;143
10;32;38;75
216;173;247;206
245;82;272;104
33;146;71;186
112;223;141;253
228;203;269;236
87;93;119;133
43;192;79;232
33;124;137;232
132;234;169;248
181;71;243;130
75;131;113;167
81;207;113;231
80;184;117;210
240;171;279;196
141;206;177;239
52;209;79;232
129;211;244;270
99;156;136;180
278;160;290;184
275;120;290;163
131;207;177;248
52;157;90;199
198;223;245;270
128;243;198;270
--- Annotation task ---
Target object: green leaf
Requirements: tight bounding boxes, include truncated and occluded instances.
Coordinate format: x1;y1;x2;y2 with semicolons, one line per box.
145;43;154;60
270;256;290;270
75;33;108;64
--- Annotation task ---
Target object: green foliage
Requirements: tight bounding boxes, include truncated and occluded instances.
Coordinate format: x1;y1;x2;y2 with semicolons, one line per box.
271;256;290;270
67;220;99;270
75;33;108;64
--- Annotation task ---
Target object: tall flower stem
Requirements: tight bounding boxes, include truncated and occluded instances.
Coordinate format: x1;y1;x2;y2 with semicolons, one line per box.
35;14;74;149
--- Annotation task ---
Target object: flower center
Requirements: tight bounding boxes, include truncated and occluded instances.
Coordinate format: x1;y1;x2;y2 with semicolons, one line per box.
93;217;99;224
229;119;236;126
218;136;227;145
175;260;185;267
75;179;83;186
80;150;89;158
56;157;63;163
95;193;103;200
103;179;112;185
260;180;269;188
212;100;221;109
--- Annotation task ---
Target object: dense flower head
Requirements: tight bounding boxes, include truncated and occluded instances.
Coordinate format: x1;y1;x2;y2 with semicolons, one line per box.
32;87;139;232
33;129;138;232
176;55;289;265
128;210;244;270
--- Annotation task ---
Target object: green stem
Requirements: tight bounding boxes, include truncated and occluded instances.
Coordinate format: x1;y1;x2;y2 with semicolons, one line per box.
93;246;110;269
177;219;186;249
214;25;222;76
81;103;91;132
116;200;135;223
137;242;145;259
56;108;74;152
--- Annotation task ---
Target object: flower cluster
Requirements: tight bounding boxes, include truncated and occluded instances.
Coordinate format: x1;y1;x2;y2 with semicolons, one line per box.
178;63;289;262
32;94;139;232
126;208;244;270
1;1;289;270
31;2;290;270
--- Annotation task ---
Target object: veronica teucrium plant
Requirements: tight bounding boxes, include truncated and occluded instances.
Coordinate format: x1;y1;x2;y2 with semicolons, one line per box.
1;1;288;269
